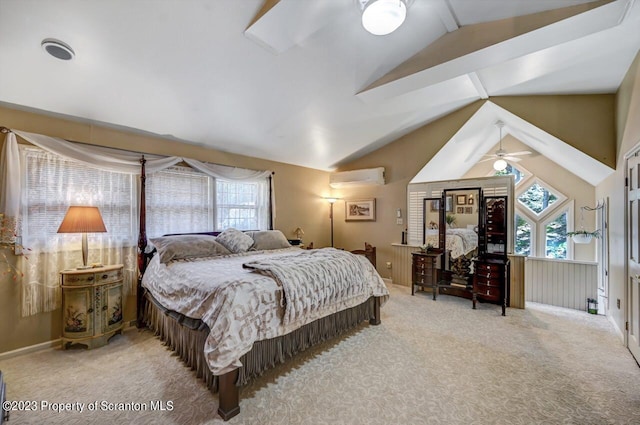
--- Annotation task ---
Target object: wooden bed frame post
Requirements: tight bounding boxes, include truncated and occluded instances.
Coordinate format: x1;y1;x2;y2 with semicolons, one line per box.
136;155;147;328
370;296;381;325
217;369;240;421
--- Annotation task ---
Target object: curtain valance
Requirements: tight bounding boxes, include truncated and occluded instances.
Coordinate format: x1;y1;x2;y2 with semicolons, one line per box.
1;129;274;236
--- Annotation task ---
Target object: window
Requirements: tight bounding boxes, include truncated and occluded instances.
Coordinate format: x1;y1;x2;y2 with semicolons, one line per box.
216;179;269;231
517;178;566;219
544;211;568;259
146;166;270;236
146;165;214;238
514;214;534;256
494;163;528;185
20;146;135;247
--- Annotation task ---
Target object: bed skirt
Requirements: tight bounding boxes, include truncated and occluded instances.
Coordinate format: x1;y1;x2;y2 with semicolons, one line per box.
143;292;377;391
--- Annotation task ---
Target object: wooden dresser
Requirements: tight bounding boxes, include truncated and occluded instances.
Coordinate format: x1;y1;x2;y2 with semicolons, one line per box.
472;257;510;316
411;251;441;299
60;264;124;349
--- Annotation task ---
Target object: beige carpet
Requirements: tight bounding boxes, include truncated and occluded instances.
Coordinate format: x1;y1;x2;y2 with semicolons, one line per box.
1;284;639;425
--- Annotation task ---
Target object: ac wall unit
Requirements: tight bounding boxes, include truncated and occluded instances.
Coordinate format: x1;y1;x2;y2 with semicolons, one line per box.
329;167;385;188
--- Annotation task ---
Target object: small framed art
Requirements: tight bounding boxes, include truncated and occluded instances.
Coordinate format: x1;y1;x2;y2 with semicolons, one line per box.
345;199;376;221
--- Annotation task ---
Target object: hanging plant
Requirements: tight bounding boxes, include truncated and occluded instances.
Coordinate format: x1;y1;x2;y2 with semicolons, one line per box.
568;204;604;244
567;229;601;244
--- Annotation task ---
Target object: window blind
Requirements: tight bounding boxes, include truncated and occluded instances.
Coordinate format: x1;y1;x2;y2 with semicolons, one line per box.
21;146;135;246
146;165;214;238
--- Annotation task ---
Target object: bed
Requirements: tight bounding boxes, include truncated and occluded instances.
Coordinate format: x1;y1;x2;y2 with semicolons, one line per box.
135;158;389;421
425;228;478;259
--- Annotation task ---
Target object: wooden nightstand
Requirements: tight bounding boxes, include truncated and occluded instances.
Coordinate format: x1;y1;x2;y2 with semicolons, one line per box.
60;264;124;349
472;257;510;316
411;251;441;299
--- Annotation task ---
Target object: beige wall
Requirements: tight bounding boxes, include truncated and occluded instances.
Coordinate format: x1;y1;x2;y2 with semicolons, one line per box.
463;136;596;261
0;106;330;354
0;89;621;353
597;50;640;336
337;95;615;283
331;101;486;278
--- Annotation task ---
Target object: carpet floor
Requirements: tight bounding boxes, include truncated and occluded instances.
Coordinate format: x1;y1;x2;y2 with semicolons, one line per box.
1;284;639;424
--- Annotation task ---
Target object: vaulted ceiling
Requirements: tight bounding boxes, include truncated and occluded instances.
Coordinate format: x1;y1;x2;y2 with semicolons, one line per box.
0;0;639;172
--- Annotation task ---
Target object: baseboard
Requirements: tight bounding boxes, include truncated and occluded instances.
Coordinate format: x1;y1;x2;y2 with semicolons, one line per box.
607;314;625;342
0;322;139;361
382;277;392;285
0;339;62;361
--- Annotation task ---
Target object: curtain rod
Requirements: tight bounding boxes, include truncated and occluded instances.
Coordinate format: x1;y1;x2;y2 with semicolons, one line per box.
0;125;276;175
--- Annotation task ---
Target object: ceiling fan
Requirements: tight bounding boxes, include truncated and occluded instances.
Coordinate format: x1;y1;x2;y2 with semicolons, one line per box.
479;120;531;170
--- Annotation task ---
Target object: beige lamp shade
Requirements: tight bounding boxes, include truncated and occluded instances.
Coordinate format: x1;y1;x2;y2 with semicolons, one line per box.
57;206;107;234
57;206;107;268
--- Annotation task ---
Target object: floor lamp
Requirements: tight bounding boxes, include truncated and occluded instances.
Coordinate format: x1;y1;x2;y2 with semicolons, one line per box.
325;197;338;247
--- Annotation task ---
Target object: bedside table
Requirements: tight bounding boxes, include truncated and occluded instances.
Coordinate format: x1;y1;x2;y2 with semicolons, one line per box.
411;251;441;299
60;264;124;349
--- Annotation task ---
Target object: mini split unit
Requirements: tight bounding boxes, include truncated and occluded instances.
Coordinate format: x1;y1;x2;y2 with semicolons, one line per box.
329;167;385;188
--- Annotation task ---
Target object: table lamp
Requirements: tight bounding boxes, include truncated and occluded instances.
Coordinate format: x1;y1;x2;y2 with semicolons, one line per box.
57;206;107;269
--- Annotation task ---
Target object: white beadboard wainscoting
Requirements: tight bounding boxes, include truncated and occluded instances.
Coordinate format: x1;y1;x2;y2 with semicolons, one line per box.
524;257;598;312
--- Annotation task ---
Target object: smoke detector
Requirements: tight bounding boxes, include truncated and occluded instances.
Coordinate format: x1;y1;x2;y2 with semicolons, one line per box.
41;38;75;61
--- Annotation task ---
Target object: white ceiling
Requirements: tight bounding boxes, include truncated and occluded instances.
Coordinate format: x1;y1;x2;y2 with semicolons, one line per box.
0;0;639;172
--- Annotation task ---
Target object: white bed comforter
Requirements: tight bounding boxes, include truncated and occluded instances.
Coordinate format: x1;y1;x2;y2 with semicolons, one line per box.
142;247;389;375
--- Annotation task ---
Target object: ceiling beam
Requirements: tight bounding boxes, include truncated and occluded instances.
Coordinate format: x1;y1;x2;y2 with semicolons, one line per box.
357;0;619;103
433;0;460;32
467;72;489;99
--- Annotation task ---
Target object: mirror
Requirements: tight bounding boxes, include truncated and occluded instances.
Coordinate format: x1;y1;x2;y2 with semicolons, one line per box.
440;188;480;285
422;197;441;250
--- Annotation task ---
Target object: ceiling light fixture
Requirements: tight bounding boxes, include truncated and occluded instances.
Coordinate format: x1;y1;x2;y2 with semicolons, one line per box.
359;0;409;36
493;121;508;172
41;38;75;61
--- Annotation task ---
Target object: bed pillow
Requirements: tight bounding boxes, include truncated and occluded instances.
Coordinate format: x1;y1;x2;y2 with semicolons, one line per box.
150;234;231;263
247;230;291;251
215;228;255;253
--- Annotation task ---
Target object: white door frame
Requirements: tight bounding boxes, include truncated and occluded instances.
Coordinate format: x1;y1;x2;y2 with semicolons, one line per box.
623;143;640;359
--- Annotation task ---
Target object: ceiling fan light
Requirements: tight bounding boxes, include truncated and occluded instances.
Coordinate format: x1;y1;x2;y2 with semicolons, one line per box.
362;0;407;36
493;159;508;171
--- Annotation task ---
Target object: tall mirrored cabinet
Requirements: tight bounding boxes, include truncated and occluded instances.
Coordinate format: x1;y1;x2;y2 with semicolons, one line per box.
473;196;510;315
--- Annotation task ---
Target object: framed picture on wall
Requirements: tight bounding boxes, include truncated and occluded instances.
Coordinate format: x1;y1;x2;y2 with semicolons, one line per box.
465;206;473;214
456;206;464;214
468;195;474;205
345;199;376;221
456;195;467;205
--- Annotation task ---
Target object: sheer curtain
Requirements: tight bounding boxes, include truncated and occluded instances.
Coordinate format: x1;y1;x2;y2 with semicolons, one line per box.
19;146;137;316
1;130;273;316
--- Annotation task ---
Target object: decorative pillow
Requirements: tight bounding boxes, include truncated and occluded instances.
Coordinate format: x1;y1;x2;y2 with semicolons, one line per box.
150;234;231;263
247;230;291;251
215;228;255;253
